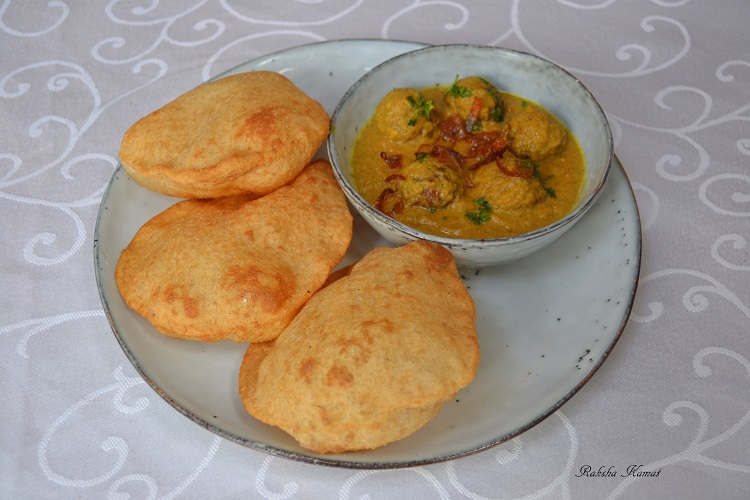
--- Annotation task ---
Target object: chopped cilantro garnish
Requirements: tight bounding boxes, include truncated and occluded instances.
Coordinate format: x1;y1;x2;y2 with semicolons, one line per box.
489;89;505;122
523;159;540;177
406;94;434;126
488;90;505;122
448;74;473;98
465;197;492;225
415;152;429;162
528;161;557;198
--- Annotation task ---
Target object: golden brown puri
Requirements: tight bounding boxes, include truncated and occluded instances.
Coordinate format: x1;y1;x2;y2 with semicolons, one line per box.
119;71;330;199
239;240;480;453
115;160;353;343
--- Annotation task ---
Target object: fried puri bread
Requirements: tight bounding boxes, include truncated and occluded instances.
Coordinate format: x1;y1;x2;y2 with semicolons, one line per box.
115;159;352;343
119;71;330;198
239;241;480;453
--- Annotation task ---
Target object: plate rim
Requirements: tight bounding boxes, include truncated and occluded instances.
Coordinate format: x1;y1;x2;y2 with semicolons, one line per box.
94;38;642;469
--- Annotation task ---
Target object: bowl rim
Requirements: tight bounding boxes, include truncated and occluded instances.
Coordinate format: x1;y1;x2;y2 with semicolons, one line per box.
327;43;614;248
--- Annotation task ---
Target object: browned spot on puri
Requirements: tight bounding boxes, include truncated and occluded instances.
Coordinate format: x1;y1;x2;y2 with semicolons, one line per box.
307;192;320;204
220;264;294;313
361;330;375;345
334;336;372;365
326;365;354;387
244;229;255;242
163;286;200;318
423;243;454;271
299;357;316;384
234;107;281;142
164;286;178;304
183;298;199;318
362;318;395;333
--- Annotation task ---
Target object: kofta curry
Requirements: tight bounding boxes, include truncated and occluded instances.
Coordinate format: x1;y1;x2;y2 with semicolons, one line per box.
352;76;586;239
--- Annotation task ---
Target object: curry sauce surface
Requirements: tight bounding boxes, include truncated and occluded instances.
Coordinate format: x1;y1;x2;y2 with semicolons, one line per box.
352;77;586;239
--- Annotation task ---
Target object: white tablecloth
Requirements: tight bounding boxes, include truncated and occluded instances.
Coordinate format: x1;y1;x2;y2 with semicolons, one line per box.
3;1;749;498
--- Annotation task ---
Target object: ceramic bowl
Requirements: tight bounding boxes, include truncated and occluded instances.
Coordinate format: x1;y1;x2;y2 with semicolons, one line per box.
328;44;613;268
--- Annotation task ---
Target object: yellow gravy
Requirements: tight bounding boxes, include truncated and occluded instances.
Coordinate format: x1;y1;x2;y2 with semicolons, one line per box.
351;76;585;239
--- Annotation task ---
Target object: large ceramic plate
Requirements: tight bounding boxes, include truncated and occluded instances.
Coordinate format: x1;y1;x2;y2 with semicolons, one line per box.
94;40;641;469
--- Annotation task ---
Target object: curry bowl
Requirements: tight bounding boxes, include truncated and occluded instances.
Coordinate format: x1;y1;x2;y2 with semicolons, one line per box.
328;44;613;268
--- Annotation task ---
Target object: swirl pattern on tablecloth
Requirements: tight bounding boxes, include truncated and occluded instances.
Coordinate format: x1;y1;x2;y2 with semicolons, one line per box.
2;1;749;498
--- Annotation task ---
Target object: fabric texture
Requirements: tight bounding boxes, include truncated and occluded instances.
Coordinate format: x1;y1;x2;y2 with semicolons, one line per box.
2;1;749;498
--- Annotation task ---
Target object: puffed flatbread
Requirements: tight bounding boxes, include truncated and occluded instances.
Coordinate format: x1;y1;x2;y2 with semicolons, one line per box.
239;241;480;453
119;71;330;198
115;159;352;342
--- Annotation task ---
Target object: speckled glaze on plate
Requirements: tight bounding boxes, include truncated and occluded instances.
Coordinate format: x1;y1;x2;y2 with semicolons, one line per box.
94;39;641;469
